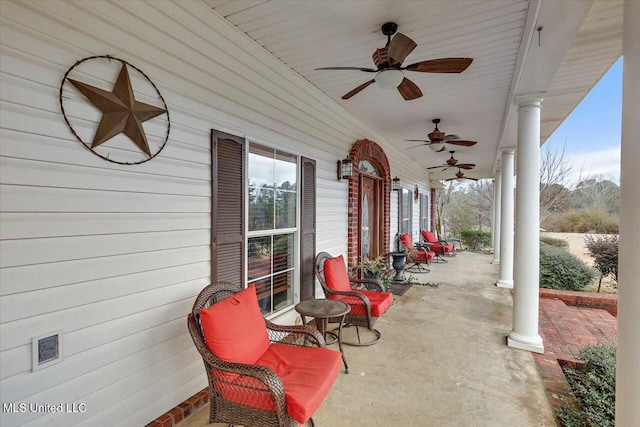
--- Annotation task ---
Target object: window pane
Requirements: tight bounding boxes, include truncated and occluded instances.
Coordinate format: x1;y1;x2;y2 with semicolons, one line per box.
273;234;294;273
251;277;272;315
248;236;271;280
275;190;296;229
249;187;274;231
248;150;275;189
362;193;370;258
275;152;297;190
272;271;294;312
358;160;379;176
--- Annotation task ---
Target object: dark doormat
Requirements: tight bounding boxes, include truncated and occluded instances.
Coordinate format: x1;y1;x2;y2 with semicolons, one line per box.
388;283;413;296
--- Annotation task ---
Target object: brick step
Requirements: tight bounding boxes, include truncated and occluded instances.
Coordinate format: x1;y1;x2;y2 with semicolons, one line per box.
539;297;617;368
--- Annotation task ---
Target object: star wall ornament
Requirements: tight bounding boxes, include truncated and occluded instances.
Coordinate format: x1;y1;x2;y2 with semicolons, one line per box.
59;56;170;165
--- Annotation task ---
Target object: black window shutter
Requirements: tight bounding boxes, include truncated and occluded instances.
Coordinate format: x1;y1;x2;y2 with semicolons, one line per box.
300;157;316;300
211;130;245;284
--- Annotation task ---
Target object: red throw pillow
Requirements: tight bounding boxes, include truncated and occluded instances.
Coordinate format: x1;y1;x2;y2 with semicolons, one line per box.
323;255;352;292
199;285;270;364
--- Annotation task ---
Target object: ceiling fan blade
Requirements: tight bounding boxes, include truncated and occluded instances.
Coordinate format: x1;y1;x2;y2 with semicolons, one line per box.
427;165;447;170
316;66;378;72
341;79;375;99
445;139;477;147
406;142;430;150
387;32;417;66
405;139;431;142
397;77;422;100
404;58;473;73
457;164;476;169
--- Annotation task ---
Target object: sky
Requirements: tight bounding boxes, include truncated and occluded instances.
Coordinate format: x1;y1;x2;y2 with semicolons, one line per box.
542;57;623;186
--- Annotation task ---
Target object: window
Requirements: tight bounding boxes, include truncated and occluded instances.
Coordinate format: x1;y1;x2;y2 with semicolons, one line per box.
248;144;297;315
419;193;429;232
399;188;412;235
211;130;316;317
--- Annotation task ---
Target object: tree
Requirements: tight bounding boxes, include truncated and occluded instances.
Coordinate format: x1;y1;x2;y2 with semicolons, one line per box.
540;142;572;222
584;234;619;292
571;176;620;213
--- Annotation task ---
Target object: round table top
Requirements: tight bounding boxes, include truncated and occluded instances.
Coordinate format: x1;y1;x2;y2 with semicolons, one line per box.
295;298;350;318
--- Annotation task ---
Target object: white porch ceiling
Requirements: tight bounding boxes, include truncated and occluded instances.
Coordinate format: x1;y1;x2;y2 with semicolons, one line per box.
204;0;622;181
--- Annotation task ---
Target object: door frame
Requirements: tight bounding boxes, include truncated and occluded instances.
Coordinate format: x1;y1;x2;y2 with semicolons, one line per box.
345;139;391;270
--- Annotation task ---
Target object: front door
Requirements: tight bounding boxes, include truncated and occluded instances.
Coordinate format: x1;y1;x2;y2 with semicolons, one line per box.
359;174;383;261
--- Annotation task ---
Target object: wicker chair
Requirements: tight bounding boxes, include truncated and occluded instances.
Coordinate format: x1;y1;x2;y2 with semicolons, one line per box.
187;282;341;426
314;252;394;346
399;233;434;273
421;230;455;262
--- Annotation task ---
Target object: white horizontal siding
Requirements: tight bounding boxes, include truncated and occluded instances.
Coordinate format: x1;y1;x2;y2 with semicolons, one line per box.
0;1;431;426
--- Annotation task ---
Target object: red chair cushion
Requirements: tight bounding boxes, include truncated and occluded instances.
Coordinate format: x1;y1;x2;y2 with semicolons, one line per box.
422;231;453;253
257;344;341;423
199;285;270;364
422;230;438;243
330;290;393;317
323;255;352;292
399;233;413;249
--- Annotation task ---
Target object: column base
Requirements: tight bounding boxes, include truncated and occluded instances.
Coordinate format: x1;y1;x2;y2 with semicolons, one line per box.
507;331;544;354
491;259;500;265
496;279;513;288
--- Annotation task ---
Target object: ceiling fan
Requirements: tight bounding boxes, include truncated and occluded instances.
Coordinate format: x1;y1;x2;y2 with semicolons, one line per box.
407;119;478;152
446;168;479;181
316;22;473;100
427;151;475;171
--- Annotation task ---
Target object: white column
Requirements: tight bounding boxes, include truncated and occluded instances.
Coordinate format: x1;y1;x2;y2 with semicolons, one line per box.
508;94;544;354
490;182;497;251
616;1;640;425
497;148;515;288
491;170;502;264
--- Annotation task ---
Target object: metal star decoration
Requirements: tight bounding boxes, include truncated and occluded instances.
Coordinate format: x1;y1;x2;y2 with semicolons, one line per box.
67;63;166;156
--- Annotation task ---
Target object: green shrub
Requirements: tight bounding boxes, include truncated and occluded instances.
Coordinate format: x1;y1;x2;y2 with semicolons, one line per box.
540;235;570;249
558;344;616;427
540;242;595;290
459;229;491;251
543;209;619;233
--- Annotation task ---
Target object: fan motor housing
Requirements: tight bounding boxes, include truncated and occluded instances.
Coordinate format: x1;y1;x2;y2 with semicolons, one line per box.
428;130;446;141
372;48;389;69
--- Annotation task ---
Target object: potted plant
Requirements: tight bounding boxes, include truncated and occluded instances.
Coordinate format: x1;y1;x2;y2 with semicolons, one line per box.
356;255;388;280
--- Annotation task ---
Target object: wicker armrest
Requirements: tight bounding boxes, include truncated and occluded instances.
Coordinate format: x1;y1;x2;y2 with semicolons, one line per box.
416;242;432;250
265;321;326;347
350;278;385;292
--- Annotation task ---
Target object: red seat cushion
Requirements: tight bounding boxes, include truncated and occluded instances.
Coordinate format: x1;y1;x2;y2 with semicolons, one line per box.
199;285;270;364
330;290;393;317
421;231;453;253
257;344;341;423
323;255;352;292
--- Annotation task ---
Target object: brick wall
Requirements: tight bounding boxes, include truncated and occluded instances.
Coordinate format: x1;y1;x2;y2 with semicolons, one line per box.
539;288;618;316
145;389;208;427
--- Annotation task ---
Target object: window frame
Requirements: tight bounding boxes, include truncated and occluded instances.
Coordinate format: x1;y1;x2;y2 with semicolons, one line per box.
419;192;430;232
245;141;301;318
399;187;412;236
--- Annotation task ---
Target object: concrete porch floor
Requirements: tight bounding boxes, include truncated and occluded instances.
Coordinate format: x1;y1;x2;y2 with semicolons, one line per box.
178;251;556;427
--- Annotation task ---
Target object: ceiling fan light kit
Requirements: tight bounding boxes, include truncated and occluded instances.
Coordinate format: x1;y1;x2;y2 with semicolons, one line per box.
429;141;446;152
376;69;404;89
